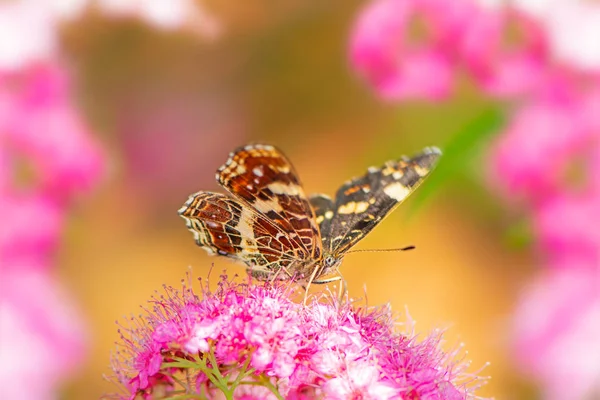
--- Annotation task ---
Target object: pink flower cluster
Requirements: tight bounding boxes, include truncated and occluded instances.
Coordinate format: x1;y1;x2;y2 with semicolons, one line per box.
350;1;600;398
499;87;600;399
350;0;598;102
0;63;104;398
111;275;484;399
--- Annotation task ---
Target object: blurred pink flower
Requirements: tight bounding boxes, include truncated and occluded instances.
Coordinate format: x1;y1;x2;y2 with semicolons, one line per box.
0;192;62;269
489;87;592;201
534;191;600;267
97;0;221;38
10;103;105;198
513;0;600;73
350;0;600;101
513;267;600;400
0;0;220;72
117;95;246;211
0;1;57;71
349;0;475;101
0;268;88;400
1;64;104;200
111;276;484;399
460;6;549;98
1;61;104;397
480;19;600;399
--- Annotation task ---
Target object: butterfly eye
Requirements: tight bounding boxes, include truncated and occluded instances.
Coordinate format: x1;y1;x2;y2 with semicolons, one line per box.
324;256;337;267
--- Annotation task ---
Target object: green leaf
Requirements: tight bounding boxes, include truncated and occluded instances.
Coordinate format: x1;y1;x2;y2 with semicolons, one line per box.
404;107;505;219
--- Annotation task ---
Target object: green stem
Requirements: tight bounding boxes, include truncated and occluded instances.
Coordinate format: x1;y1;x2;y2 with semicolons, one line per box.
165;394;207;400
160;351;279;400
163;360;200;369
257;374;285;400
230;355;255;387
205;350;235;399
163;373;193;394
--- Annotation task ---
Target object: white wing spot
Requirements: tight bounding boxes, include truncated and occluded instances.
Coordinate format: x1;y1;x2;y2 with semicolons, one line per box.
253;166;264;177
337;202;355;214
277;165;291;174
383;182;411;201
414;165;429;177
355;201;369;213
236;164;247;174
338;201;369;214
267;182;301;195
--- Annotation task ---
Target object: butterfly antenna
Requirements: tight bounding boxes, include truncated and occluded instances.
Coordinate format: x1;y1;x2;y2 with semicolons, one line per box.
346;245;415;254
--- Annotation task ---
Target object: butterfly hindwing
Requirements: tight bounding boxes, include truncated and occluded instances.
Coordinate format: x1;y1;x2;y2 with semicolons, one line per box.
311;147;441;255
178;191;300;275
217;144;321;261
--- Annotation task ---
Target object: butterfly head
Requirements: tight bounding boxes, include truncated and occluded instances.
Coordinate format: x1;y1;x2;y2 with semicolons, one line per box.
320;252;343;276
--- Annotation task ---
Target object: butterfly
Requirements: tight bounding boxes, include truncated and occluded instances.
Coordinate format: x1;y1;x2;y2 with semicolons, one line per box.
178;143;441;290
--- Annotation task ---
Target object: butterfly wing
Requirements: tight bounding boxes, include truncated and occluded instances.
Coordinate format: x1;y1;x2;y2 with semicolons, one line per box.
308;194;335;251
311;147;441;256
178;191;301;278
217;144;322;261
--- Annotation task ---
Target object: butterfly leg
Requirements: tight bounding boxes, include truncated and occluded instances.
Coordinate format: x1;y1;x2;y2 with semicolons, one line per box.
312;275;347;304
268;265;293;283
302;264;324;305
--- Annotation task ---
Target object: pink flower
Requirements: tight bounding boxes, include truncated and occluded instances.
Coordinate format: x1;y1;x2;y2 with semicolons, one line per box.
349;0;475;101
0;1;58;71
0;269;88;400
0;192;62;269
97;0;221;38
512;267;600;400
322;361;398;400
1;64;105;200
460;5;549;98
489;89;592;201
534;191;600;266
0;0;219;71
513;0;600;73
1;61;104;398
110;275;486;399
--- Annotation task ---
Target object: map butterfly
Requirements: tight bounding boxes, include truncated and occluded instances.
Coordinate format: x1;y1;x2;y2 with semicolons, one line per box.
179;144;441;288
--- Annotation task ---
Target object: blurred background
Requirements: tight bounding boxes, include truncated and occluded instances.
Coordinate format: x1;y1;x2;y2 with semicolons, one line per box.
1;1;598;399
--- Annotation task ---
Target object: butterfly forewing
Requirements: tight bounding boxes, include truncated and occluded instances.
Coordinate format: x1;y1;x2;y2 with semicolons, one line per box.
308;194;335;250
217;144;321;260
310;147;441;255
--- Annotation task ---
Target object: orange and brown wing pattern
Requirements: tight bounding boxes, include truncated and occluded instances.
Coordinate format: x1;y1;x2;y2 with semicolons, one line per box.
178;191;302;278
217;144;321;261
